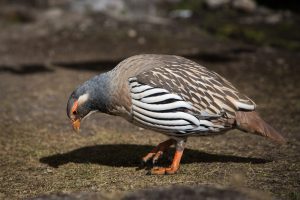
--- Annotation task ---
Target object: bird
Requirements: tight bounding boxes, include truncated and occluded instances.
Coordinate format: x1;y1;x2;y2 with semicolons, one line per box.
66;54;286;175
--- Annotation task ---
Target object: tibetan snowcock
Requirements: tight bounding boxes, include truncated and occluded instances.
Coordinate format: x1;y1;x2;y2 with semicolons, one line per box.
67;54;285;175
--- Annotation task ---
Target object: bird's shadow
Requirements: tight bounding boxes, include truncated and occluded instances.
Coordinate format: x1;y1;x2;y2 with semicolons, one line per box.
40;144;270;168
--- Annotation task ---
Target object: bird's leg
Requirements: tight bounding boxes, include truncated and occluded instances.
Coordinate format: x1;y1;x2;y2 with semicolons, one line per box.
141;139;175;165
149;139;186;175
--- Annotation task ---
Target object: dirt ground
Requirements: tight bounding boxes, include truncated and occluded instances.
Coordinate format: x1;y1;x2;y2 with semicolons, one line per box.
0;4;299;200
1;46;299;199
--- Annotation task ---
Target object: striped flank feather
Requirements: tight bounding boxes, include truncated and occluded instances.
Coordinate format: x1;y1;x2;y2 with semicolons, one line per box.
128;78;224;134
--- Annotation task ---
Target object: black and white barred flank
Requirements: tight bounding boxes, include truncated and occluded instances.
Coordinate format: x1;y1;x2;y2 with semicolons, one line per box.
128;77;224;135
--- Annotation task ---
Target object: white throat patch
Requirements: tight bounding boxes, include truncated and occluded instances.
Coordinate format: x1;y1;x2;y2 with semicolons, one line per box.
78;93;89;105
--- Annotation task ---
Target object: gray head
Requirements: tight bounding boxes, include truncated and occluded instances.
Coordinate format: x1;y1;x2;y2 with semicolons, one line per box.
66;73;110;132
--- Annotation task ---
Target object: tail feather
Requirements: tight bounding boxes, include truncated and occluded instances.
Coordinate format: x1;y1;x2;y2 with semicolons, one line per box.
235;111;286;144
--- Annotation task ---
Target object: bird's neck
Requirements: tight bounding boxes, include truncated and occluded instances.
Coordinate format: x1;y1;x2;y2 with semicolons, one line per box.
88;73;112;113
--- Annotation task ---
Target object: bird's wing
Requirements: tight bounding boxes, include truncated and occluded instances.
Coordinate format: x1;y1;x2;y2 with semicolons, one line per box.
133;57;256;119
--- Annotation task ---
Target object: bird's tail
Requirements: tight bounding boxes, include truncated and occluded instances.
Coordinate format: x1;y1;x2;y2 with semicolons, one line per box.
235;111;286;144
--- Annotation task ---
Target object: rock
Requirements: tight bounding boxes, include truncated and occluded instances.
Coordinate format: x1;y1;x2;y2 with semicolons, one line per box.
137;37;146;45
127;29;137;38
43;8;63;20
265;13;282;24
232;0;257;13
169;9;192;19
28;185;269;200
205;0;230;9
70;0;125;14
123;185;267;200
205;0;257;12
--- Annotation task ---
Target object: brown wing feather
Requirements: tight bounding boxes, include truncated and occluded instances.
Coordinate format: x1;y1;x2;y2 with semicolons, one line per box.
135;56;255;118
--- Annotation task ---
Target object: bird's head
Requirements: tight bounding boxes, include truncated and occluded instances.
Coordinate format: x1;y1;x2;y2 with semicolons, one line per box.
67;91;93;132
66;74;110;133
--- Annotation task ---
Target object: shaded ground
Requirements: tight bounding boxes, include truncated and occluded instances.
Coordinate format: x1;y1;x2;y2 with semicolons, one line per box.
0;3;300;200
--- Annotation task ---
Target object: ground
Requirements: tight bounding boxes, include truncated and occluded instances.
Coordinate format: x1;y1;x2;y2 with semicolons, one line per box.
1;47;299;199
0;4;299;200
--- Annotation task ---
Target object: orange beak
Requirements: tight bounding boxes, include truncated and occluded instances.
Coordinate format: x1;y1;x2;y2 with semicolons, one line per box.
72;119;81;133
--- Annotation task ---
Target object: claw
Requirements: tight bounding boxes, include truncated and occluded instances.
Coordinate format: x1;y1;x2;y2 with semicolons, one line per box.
152;150;163;164
166;167;179;175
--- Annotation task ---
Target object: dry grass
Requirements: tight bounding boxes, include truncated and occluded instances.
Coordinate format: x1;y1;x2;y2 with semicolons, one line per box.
0;50;299;199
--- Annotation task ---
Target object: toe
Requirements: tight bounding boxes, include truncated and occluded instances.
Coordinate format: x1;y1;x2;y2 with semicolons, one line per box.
149;167;166;175
165;167;179;175
152;151;163;164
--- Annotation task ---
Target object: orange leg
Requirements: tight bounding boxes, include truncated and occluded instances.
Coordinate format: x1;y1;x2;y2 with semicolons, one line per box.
150;139;186;175
142;139;175;164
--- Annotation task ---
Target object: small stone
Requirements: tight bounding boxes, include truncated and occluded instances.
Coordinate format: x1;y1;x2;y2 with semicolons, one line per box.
128;29;137;38
232;0;257;13
44;8;63;20
265;13;282;24
137;37;146;45
205;0;230;9
276;58;285;65
169;9;192;19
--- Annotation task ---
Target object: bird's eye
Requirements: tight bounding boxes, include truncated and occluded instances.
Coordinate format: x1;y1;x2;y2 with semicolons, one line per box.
73;110;77;115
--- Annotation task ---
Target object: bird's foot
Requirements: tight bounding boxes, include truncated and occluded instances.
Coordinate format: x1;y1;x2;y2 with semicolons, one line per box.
148;166;179;175
137;139;175;170
147;148;184;175
137;150;166;170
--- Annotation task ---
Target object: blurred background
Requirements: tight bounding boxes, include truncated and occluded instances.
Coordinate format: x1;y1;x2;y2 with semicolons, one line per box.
0;0;299;66
0;0;299;200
